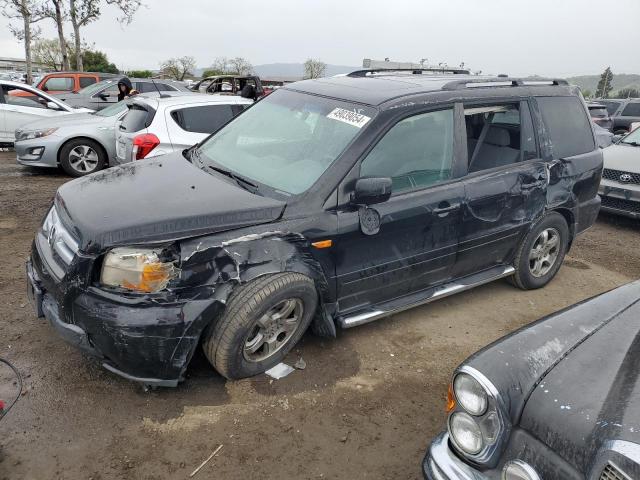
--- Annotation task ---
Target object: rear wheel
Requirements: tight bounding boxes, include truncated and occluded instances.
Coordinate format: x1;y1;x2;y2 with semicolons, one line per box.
59;138;106;177
511;212;569;290
203;273;318;379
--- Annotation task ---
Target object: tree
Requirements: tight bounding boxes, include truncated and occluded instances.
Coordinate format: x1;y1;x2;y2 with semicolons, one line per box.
81;49;118;72
69;0;141;71
229;57;253;76
33;37;64;70
210;56;231;74
42;0;70;70
581;88;593;99
1;0;46;84
161;56;196;81
201;68;224;78
127;69;152;78
303;58;326;79
616;87;640;99
596;67;614;98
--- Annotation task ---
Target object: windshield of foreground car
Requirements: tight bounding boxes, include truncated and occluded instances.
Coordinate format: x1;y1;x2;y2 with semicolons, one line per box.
621;128;640;146
77;79;115;96
196;89;377;195
94;100;129;117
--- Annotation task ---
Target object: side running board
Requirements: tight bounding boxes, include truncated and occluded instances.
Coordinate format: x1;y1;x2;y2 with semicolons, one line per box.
338;265;515;328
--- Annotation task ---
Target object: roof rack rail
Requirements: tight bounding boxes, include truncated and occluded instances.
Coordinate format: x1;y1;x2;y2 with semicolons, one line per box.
348;67;470;77
442;77;568;91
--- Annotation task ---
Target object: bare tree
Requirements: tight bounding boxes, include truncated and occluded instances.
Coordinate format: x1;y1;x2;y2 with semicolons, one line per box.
68;0;141;71
210;56;231;74
43;0;70;70
228;57;253;76
161;56;196;81
303;58;326;79
1;0;46;84
33;37;64;70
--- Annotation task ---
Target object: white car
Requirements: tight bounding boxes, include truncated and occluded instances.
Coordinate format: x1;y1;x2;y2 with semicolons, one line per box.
0;80;91;145
114;93;253;164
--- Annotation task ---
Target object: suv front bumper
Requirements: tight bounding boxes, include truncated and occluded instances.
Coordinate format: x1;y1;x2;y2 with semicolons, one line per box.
599;179;640;219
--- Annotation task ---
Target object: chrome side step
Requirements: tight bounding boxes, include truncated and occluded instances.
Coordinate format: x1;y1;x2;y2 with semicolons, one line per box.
338;265;515;328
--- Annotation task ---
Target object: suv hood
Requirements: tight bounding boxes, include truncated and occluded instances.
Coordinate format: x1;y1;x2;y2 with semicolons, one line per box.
519;290;640;474
603;144;640;173
54;152;286;253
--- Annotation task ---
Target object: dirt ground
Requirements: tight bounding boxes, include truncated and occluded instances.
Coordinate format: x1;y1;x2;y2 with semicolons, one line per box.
0;150;638;480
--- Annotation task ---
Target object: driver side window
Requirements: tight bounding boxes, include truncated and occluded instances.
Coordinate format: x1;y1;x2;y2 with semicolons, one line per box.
2;85;48;109
361;108;454;193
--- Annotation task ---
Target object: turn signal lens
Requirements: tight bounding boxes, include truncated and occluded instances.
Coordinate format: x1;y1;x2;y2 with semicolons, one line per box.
446;383;456;413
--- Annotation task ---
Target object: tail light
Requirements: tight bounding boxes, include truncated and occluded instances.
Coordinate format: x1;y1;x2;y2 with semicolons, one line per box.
132;133;160;160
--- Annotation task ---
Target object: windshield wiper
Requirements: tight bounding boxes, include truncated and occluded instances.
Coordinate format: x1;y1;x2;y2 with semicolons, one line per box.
622;141;640;147
207;165;259;194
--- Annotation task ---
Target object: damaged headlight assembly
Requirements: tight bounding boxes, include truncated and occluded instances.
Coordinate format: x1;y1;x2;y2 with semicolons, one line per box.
447;366;509;465
100;247;179;293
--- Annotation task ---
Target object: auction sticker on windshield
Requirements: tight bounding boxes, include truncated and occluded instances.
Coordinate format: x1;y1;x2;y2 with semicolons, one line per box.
327;108;371;128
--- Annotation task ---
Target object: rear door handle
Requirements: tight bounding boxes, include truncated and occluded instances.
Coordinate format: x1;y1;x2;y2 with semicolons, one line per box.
433;202;460;216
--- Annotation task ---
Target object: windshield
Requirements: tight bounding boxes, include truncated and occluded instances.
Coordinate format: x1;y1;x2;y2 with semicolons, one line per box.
77;79;116;95
197;89;376;195
94;100;129;117
621;127;640;145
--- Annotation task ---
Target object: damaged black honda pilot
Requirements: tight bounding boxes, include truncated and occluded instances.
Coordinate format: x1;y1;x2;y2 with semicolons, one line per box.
27;68;603;387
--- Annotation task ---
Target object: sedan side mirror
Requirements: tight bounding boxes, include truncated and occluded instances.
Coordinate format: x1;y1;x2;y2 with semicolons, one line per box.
99;92;110;100
352;177;392;205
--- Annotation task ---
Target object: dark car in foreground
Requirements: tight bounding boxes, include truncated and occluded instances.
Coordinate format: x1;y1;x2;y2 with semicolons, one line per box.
599;127;640;218
27;69;602;387
423;280;640;480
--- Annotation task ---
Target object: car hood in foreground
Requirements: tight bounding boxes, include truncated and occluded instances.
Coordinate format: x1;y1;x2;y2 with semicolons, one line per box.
520;287;640;474
54;152;286;253
603;144;640;173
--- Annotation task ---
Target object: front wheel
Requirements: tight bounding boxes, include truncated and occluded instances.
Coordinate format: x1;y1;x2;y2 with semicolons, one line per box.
511;212;569;290
59;138;106;177
203;273;318;379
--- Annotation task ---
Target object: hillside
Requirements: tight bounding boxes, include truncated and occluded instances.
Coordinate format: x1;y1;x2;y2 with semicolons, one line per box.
566;73;640;94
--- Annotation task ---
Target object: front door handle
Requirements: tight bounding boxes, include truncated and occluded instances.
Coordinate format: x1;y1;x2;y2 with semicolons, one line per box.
522;180;545;190
433;202;460;217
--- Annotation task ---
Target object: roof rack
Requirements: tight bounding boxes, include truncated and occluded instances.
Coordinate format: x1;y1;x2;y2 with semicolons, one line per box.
442;77;568;90
347;67;470;77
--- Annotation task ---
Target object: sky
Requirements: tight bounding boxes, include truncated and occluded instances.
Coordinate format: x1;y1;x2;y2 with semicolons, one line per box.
1;0;639;77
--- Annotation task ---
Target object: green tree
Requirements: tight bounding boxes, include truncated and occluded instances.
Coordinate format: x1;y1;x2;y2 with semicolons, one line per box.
616;87;640;98
160;56;196;80
595;67;614;98
71;48;118;73
201;69;223;78
127;69;153;78
581;88;593;99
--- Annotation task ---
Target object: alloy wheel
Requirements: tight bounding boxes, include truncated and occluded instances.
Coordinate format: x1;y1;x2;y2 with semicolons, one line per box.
529;227;560;278
243;298;304;362
68;145;99;174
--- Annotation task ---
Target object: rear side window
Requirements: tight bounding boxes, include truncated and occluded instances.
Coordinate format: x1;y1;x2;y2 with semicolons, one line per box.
120;104;155;132
171;104;235;134
621;102;640;117
588;107;608;118
537;97;595;158
79;77;96;88
138;82;177;93
601;101;622;115
42;77;74;91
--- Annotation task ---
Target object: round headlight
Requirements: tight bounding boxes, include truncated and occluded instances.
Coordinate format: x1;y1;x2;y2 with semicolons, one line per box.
449;412;484;455
454;372;488;415
502;460;540;480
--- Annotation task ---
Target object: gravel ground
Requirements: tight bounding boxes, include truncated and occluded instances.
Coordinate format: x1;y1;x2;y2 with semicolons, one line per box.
0;151;638;480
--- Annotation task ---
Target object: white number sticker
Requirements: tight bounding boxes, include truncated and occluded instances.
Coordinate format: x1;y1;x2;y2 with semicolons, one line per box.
326;108;371;128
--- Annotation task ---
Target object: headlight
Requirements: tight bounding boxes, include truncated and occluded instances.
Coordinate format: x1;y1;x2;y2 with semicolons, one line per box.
100;247;178;293
502;460;541;480
449;412;484;454
454;372;488;415
16;127;58;141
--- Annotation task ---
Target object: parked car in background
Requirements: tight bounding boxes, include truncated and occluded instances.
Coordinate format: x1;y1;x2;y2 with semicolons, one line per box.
599;126;640;218
587;102;613;131
35;72;117;95
0;80;91;146
191;75;264;99
598;98;640;135
55;77;191;111
423;280;640;480
27;70;602;387
593;122;613;148
14;93;184;177
114;93;252;164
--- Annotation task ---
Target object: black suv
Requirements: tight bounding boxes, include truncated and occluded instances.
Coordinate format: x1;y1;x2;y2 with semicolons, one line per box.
599;98;640;134
27;69;603;387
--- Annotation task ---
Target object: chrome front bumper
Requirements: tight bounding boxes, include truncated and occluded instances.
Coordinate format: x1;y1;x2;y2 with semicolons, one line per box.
423;433;493;480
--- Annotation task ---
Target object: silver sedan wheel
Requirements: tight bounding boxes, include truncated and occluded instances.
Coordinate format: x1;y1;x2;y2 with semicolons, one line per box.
529;227;561;278
68;145;99;174
243;298;304;362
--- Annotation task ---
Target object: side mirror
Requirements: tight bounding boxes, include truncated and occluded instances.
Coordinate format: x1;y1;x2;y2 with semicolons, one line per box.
352;177;392;205
99;92;110;100
46;101;62;110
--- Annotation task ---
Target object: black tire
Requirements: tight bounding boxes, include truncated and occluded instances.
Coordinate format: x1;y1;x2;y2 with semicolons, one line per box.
511;212;569;290
59;138;106;177
203;273;318;379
